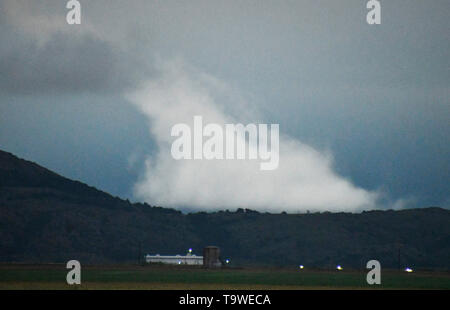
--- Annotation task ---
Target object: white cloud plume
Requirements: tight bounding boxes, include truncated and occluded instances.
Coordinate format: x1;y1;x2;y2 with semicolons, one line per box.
127;59;378;213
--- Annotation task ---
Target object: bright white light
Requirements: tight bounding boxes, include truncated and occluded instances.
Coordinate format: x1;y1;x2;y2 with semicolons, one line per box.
188;248;192;252
225;259;230;264
336;265;343;271
405;267;413;273
299;265;304;269
178;261;181;265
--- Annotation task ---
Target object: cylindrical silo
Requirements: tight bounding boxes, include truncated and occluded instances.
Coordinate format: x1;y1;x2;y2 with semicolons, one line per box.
203;246;222;268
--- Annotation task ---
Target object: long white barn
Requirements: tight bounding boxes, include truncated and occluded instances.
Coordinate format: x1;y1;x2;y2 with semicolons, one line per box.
145;254;203;265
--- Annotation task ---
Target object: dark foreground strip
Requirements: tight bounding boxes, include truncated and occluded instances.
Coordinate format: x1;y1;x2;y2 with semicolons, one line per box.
1;290;446;309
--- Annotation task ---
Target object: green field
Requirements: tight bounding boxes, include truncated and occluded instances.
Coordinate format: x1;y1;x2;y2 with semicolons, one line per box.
0;264;449;290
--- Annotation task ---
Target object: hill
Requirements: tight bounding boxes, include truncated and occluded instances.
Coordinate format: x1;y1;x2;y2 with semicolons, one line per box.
0;149;449;268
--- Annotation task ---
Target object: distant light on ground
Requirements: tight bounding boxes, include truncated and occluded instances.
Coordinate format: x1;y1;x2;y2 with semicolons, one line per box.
336;265;343;271
405;267;413;273
299;265;304;269
225;259;230;264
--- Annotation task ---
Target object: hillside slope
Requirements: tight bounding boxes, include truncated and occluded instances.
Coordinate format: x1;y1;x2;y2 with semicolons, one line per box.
0;150;449;268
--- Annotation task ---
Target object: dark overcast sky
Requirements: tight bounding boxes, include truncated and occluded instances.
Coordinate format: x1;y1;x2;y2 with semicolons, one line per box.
0;0;448;211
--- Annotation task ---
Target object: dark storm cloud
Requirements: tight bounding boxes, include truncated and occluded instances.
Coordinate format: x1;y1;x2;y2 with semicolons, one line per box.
2;34;113;94
0;24;142;95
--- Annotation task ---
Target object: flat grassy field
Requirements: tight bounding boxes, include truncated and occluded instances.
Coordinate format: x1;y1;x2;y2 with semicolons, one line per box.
0;264;449;290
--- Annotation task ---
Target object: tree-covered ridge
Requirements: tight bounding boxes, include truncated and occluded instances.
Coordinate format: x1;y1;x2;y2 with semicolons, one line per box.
0;150;449;268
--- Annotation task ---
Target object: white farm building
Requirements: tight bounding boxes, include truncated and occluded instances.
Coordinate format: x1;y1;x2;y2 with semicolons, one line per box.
144;249;203;265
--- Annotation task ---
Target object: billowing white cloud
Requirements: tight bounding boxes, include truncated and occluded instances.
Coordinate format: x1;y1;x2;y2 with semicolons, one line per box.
127;60;378;212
